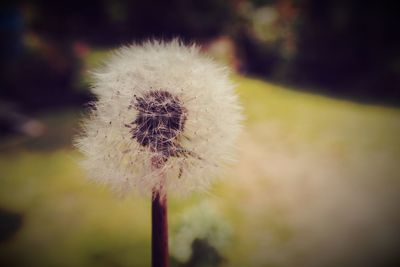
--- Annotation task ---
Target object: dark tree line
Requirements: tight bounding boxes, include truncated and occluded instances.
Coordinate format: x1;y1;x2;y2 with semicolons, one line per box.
1;0;399;112
291;0;400;103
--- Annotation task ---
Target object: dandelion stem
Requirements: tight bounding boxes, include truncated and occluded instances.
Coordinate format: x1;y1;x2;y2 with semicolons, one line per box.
151;154;169;267
152;190;168;267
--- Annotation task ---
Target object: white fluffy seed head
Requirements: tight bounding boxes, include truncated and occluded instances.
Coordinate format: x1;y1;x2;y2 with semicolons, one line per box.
75;40;243;196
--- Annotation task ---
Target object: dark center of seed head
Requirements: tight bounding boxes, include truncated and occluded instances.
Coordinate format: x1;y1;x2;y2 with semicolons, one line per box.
128;90;187;158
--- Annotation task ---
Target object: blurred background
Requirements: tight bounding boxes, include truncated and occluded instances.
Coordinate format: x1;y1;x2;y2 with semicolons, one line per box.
1;0;399;266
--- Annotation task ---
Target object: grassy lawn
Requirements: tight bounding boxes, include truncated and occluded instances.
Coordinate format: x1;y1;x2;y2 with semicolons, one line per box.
1;75;399;267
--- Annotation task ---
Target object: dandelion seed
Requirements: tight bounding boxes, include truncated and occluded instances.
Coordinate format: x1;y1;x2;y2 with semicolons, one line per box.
75;39;242;197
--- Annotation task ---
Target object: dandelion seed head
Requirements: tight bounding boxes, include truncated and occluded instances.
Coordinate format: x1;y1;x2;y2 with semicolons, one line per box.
75;40;243;196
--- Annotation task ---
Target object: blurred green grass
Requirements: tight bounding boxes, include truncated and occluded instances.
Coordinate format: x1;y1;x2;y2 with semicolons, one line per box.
1;74;400;267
